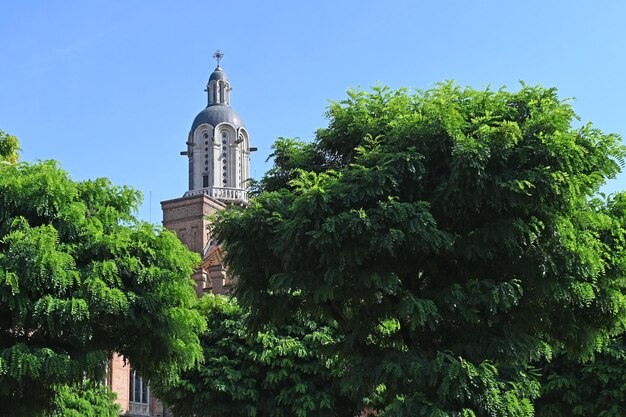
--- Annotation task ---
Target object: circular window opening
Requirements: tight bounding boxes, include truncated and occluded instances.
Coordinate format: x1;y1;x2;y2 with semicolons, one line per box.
203;133;209;139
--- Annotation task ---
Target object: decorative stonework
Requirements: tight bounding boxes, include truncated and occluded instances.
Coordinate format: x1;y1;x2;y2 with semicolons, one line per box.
183;186;248;204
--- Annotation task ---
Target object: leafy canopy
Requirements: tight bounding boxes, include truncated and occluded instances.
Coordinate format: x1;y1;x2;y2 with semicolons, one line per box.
154;294;363;417
535;192;626;417
214;83;626;417
536;340;626;417
48;383;120;417
0;134;205;416
0;129;20;164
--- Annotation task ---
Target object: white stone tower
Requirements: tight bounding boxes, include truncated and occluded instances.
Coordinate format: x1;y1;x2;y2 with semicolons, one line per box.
181;51;251;204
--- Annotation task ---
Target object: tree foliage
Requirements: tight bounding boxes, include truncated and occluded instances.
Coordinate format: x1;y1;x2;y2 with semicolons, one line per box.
213;83;626;416
154;294;362;417
0;135;205;416
536;340;626;417
250;137;326;197
535;193;626;417
48;383;120;417
0;129;20;164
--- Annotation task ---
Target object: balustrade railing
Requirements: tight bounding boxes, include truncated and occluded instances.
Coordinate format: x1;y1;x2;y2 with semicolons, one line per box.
184;186;248;203
129;402;149;415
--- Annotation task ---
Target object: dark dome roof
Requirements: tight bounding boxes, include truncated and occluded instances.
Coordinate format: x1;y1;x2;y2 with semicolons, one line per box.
190;104;245;132
209;66;227;82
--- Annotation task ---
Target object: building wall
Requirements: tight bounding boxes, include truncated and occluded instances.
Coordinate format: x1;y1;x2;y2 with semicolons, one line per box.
161;194;226;295
162;194;225;253
111;354;130;414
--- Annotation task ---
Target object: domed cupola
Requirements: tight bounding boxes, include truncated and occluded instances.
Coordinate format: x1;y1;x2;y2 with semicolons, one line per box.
209;66;228;82
182;50;251;204
205;65;231;106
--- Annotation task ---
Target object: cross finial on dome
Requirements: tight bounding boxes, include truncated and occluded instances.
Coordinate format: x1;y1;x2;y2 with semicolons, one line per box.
212;49;224;67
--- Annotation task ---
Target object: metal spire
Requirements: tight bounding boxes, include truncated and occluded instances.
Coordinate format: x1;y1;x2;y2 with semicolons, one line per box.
212;49;224;67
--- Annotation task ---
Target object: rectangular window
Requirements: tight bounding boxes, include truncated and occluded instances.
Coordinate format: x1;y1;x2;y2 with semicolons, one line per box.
129;369;150;415
103;360;111;387
203;175;209;188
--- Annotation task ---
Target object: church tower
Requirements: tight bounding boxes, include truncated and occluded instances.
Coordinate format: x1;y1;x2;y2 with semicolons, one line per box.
161;51;251;295
183;51;250;203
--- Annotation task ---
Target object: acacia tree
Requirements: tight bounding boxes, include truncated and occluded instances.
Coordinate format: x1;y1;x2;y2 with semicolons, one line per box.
0;134;205;416
154;294;363;417
49;383;120;417
213;84;626;416
0;129;20;164
535;193;626;417
536;340;626;417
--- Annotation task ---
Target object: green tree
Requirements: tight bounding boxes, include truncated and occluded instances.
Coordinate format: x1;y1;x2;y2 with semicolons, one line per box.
535;193;626;417
0;133;205;416
154;294;363;417
213;84;626;416
250;137;326;196
535;341;626;417
0;129;20;164
49;383;120;417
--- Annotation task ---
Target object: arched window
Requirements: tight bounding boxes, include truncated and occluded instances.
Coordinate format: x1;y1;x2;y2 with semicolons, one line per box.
221;131;229;187
219;81;225;104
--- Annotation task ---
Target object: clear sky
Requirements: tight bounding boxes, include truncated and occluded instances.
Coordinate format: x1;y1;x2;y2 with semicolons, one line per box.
1;1;625;222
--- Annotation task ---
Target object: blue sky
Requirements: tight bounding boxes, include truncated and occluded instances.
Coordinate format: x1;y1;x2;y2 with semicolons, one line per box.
1;1;625;222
